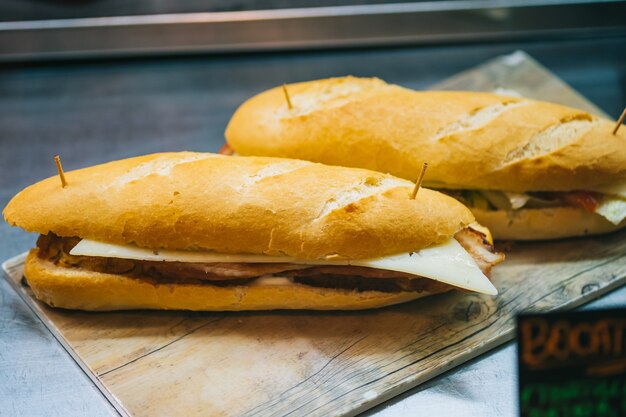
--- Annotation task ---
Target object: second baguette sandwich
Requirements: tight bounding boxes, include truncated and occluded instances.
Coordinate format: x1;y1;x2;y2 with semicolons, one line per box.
4;152;502;311
225;76;626;240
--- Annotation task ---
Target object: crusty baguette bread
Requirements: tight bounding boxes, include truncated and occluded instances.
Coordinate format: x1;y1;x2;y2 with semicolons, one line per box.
3;152;473;260
472;207;626;241
225;76;626;192
24;250;443;311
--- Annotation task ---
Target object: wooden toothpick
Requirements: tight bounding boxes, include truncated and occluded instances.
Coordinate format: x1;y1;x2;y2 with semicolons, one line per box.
54;155;67;188
282;84;293;110
410;162;428;200
613;107;626;135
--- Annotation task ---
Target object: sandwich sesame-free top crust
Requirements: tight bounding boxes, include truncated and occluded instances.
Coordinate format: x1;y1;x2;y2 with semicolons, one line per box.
225;76;626;192
3;152;474;260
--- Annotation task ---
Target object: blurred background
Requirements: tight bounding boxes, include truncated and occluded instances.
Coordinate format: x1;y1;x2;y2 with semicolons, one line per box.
2;0;626;60
1;2;625;416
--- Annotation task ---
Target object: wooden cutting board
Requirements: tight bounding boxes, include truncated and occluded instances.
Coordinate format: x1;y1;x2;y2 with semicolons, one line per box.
4;230;626;417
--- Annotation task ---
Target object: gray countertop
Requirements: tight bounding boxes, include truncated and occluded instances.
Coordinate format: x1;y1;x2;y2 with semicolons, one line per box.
1;36;625;416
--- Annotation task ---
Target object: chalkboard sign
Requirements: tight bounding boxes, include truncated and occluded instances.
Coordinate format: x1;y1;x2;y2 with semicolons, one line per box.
517;309;626;417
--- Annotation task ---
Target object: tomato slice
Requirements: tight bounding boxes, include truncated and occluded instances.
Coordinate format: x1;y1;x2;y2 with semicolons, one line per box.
218;143;234;155
559;191;599;213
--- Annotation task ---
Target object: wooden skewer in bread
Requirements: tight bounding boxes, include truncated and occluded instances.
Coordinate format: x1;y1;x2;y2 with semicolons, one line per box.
410;163;428;200
613;107;626;135
54;155;67;188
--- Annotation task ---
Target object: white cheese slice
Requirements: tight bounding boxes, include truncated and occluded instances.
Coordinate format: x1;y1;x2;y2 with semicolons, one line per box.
595;196;626;225
250;276;294;286
503;192;531;210
70;238;497;295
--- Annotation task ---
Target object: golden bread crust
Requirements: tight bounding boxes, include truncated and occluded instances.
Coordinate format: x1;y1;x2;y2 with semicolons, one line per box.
4;152;473;259
225;76;626;192
24;250;443;311
472;207;626;240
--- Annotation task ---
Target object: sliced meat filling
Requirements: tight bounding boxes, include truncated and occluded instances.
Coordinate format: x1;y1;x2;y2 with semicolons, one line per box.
455;227;504;275
292;275;451;293
36;230;502;293
36;234;306;280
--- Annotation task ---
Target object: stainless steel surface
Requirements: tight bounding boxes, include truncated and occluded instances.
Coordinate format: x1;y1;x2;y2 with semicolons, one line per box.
0;275;119;417
1;0;626;62
0;0;436;21
2;255;128;417
0;38;625;416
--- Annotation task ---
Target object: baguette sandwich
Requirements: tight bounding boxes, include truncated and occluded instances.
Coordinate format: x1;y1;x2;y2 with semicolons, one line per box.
3;152;503;311
225;76;626;240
